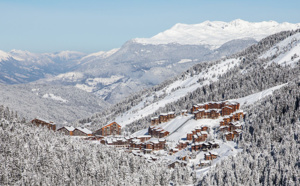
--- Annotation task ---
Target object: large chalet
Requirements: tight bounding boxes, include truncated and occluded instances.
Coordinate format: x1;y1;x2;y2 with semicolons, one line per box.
94;122;121;136
57;126;75;135
193;101;241;119
31;118;56;131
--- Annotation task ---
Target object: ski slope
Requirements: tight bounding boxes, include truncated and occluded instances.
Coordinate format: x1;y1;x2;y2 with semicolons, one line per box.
115;58;241;127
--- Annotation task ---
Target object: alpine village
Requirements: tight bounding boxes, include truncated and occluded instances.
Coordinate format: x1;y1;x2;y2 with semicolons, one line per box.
31;100;245;169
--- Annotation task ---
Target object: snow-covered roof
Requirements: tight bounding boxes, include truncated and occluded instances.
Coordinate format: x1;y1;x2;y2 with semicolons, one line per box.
137;135;151;138
75;127;92;134
200;160;211;164
210;152;218;156
219;126;228;129
64;126;75;131
107;138;113;144
35;117;54;124
132;139;141;143
168;112;175;114
160;113;168;116
152;141;159;144
201;131;208;135
235;129;243;133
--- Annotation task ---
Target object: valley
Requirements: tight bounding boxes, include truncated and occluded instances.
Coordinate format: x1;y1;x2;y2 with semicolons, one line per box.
1;18;300;186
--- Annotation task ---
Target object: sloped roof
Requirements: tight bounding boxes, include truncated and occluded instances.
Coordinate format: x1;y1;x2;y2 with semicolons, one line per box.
58;126;75;131
75;127;92;134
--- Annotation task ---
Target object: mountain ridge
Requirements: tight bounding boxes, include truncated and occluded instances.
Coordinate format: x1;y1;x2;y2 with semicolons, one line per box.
134;19;300;48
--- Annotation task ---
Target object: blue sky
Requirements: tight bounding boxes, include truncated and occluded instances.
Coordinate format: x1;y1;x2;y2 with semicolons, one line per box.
0;0;299;53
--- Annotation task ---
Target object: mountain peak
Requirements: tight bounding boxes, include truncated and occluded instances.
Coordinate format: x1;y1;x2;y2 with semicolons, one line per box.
134;19;300;49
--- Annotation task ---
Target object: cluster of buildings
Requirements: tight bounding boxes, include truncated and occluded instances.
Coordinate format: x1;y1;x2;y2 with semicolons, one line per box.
31;99;246;170
204;152;218;160
192;101;240;119
31;118;121;137
186;126;209;141
58;126;93;136
99;135;167;153
151;112;175;125
192;141;219;152
148;126;170;138
218;113;244;141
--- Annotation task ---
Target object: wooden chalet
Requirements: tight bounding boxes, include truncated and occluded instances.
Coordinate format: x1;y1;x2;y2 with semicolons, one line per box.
136;135;151;142
31;118;56;131
181;110;188;116
219;126;229;132
222;106;234;116
204;152;218;160
151;117;160;125
225;132;234;141
159;113;169;123
57;126;75;135
93;122;121;136
228;122;242;132
159;130;170;138
168;160;187;169
168;112;175;119
186;132;193;141
199;160;211;167
73;127;93;136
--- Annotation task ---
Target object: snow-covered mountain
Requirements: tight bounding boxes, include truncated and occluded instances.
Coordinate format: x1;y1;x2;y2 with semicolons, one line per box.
1;20;299;104
134;19;300;48
0;50;86;84
73;29;300;183
37;20;300;104
79;29;300;131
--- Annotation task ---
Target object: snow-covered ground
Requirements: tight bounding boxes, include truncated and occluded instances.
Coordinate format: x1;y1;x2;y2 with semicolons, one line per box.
115;58;241;127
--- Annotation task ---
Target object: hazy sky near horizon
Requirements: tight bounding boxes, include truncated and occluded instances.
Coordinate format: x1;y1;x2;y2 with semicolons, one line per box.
0;0;299;53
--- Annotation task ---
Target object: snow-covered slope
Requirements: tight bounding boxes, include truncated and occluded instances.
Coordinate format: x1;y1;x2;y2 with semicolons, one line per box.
260;32;300;67
135;19;300;49
114;58;241;126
